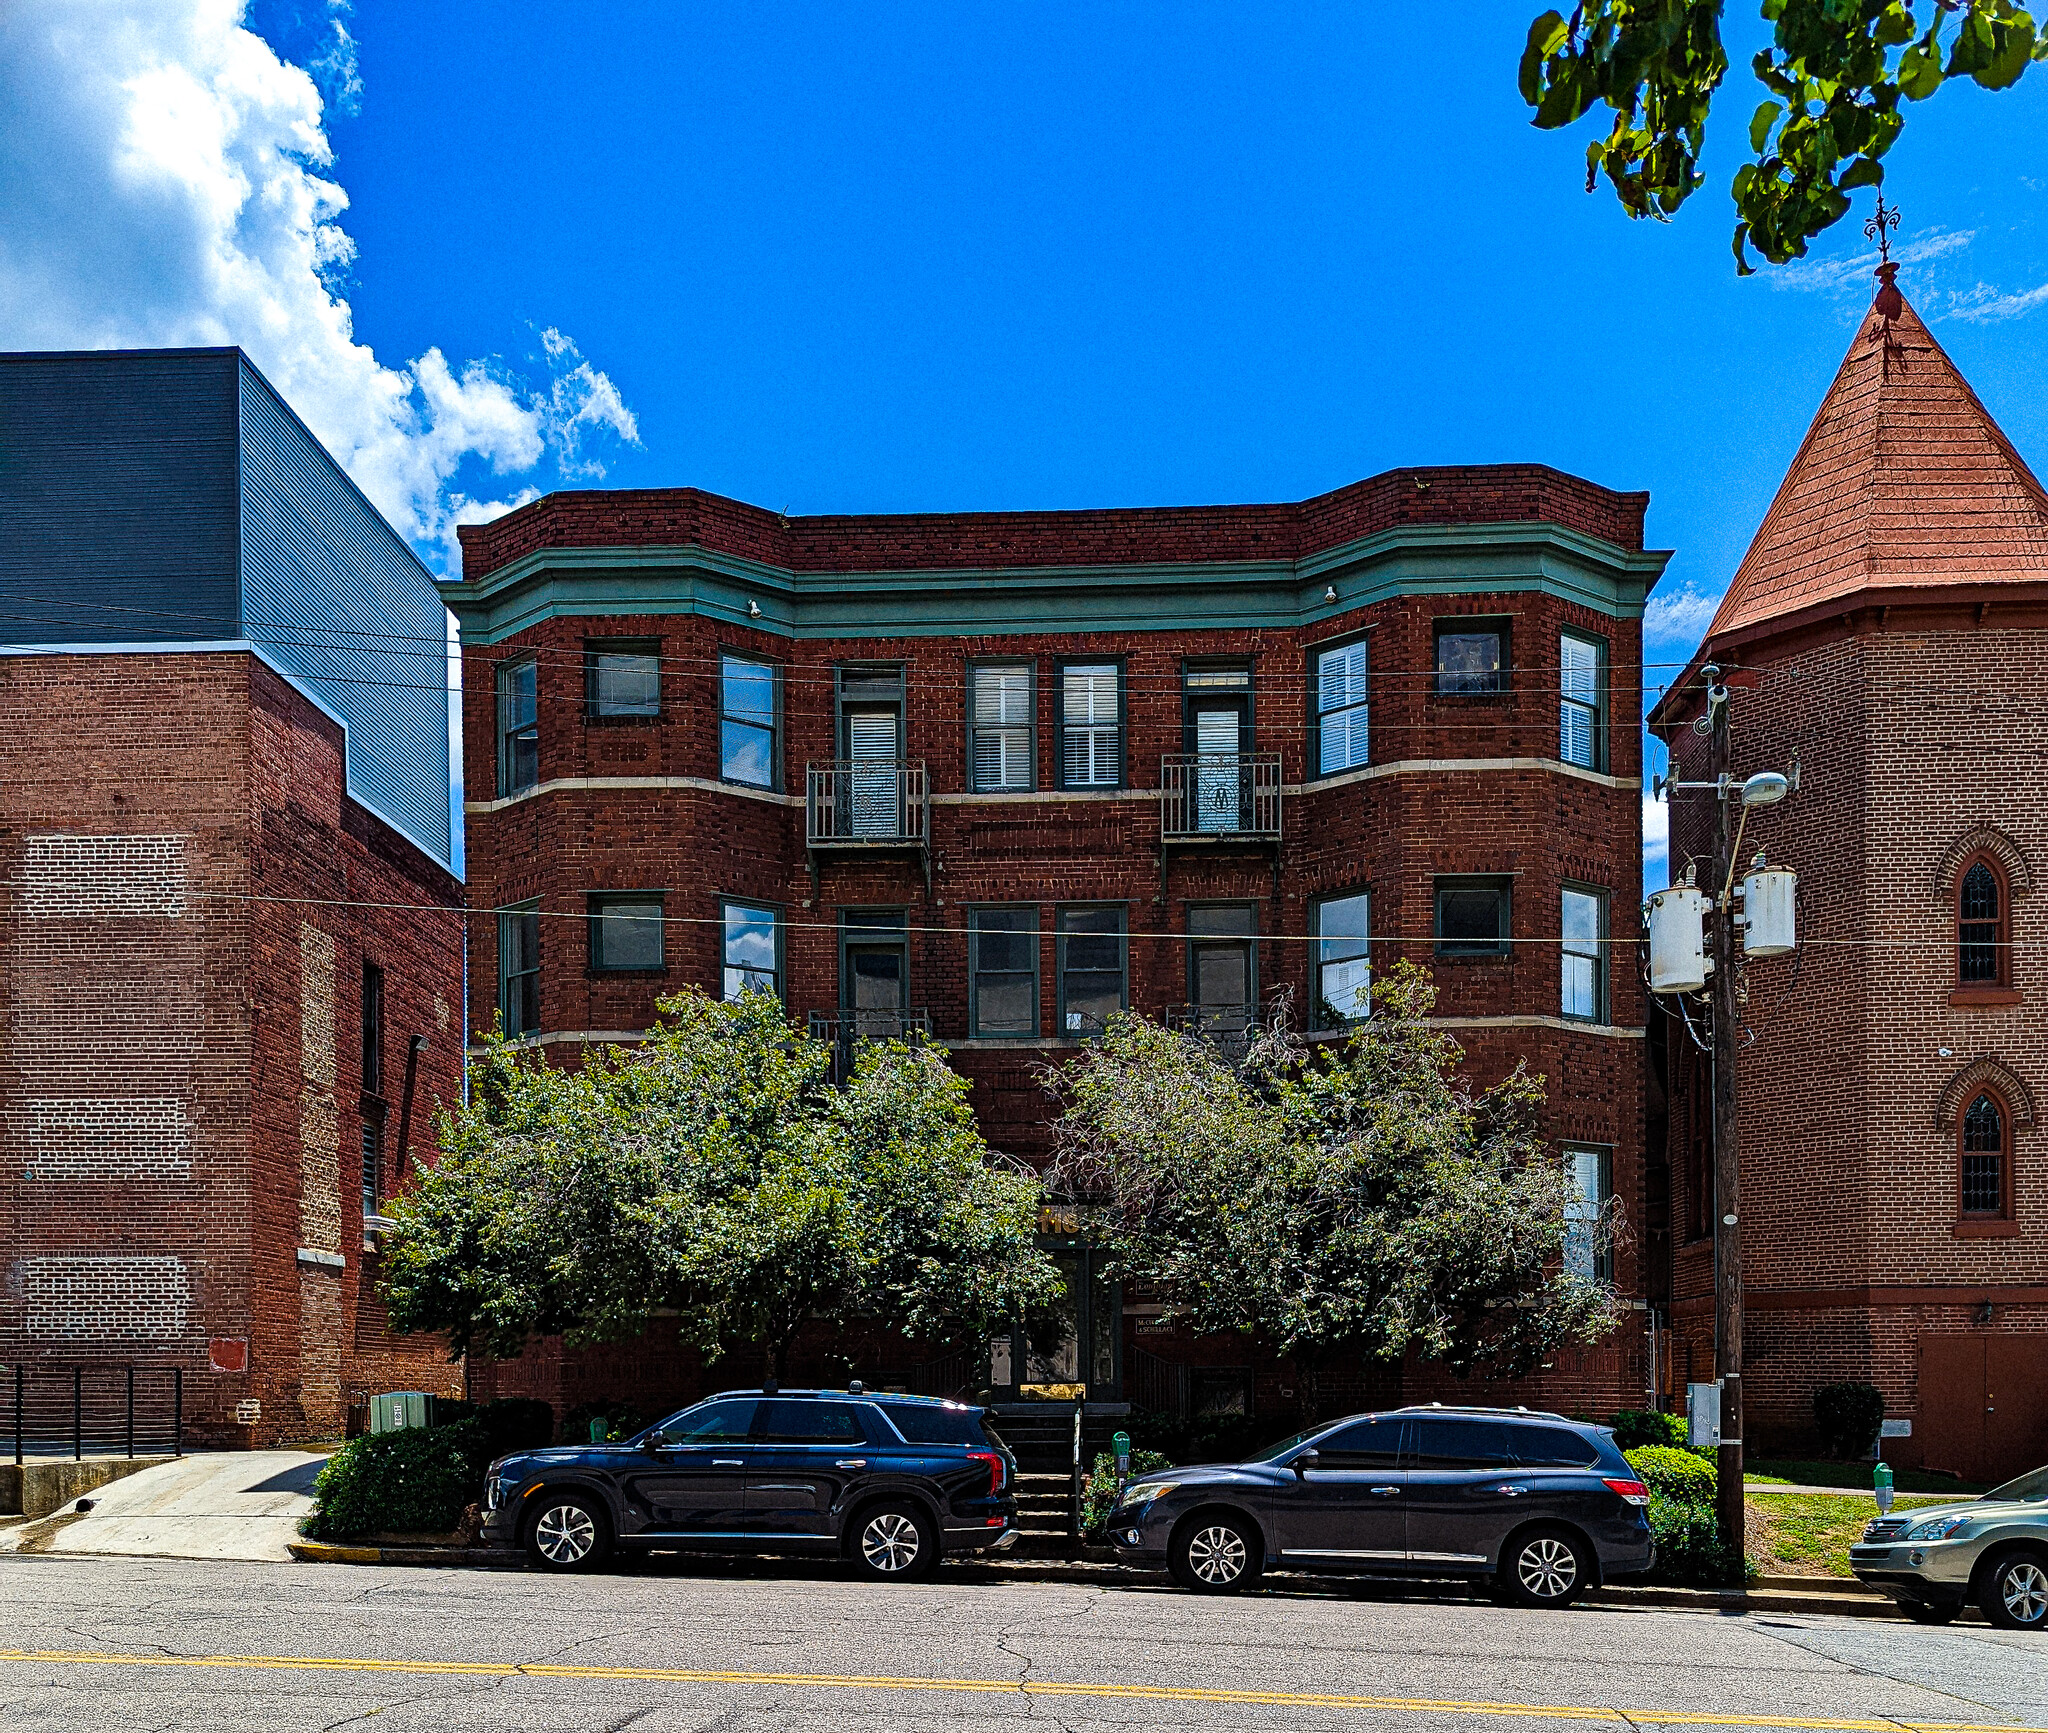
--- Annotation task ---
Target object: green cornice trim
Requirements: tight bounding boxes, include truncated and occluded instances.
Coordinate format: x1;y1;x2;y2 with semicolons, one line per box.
438;523;1673;645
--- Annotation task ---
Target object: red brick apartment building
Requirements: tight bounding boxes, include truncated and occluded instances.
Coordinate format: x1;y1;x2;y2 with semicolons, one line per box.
0;351;465;1448
445;466;1669;1423
1653;271;2048;1481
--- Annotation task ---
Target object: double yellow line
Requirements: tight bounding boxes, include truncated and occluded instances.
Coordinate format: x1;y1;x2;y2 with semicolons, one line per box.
0;1647;2031;1731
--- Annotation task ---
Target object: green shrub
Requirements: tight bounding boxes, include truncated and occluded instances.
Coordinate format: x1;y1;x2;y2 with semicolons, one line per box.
1644;1492;1755;1588
1080;1447;1176;1537
1626;1445;1715;1503
1814;1383;1885;1461
1609;1409;1686;1452
306;1417;498;1538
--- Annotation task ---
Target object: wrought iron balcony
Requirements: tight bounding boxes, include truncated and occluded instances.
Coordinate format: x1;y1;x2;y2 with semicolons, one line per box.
807;1008;933;1082
1159;753;1282;841
806;760;929;848
1165;1001;1260;1060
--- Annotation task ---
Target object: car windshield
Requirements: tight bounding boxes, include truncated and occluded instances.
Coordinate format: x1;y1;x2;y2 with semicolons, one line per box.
1240;1429;1313;1464
1982;1465;2048;1503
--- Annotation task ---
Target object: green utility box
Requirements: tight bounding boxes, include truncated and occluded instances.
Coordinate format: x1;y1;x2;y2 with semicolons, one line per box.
368;1392;434;1434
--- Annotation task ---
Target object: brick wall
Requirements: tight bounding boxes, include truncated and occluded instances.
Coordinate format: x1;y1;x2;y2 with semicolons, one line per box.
1659;610;2048;1467
462;584;1651;1417
0;654;465;1445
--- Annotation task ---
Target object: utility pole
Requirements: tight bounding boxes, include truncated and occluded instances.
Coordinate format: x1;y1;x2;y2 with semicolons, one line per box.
1648;664;1798;1587
1707;672;1745;1575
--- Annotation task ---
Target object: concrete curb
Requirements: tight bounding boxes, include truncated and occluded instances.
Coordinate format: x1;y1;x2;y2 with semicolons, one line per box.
283;1541;1911;1615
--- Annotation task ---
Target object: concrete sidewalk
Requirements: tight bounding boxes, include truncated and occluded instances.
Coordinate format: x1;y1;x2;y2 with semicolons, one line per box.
0;1451;326;1562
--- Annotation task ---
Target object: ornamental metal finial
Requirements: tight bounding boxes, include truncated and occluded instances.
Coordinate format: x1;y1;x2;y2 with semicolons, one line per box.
1864;195;1901;265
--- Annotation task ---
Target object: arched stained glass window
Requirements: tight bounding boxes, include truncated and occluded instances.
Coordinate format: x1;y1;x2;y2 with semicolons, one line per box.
1959;860;2005;985
1961;1092;2005;1215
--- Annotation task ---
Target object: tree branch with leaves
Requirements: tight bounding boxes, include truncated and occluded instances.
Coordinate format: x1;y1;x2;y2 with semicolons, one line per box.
1521;1;2048;270
1044;967;1623;1418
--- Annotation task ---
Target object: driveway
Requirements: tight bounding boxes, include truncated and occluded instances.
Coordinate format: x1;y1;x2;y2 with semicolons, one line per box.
0;1451;325;1562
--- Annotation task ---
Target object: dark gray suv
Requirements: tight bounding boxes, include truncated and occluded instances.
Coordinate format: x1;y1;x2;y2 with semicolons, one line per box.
1107;1405;1653;1604
480;1389;1017;1579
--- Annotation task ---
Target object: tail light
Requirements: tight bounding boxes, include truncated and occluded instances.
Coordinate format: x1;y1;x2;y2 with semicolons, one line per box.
968;1449;1006;1495
1602;1477;1650;1506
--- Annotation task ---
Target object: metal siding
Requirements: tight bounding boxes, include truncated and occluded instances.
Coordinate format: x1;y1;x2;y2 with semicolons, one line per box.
236;359;454;871
0;351;241;642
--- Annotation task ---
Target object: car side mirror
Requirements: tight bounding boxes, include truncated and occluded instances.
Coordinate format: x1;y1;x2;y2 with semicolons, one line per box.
1294;1448;1320;1479
643;1429;671;1452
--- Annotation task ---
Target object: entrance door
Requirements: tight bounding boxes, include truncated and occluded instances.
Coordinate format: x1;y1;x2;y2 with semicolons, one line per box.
1193;706;1243;832
1008;1243;1121;1399
841;912;909;1040
1188;905;1256;1042
1921;1333;2048;1484
844;708;902;837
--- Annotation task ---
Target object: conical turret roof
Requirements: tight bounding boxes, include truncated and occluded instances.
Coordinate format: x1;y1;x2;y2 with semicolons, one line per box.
1708;281;2048;640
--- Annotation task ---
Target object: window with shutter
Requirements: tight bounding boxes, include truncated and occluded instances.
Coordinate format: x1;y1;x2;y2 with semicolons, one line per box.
1061;664;1120;787
971;663;1033;791
1316;642;1370;775
1559;633;1602;768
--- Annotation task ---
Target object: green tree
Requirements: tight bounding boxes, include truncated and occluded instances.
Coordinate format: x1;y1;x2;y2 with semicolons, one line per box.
1044;966;1621;1417
1520;1;2048;270
379;989;1060;1378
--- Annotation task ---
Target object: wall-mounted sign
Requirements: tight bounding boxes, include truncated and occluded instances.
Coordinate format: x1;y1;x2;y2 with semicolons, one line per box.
209;1338;248;1373
1880;1418;1912;1438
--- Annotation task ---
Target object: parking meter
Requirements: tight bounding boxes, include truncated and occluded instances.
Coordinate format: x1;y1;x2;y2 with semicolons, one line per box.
1113;1430;1131;1492
1874;1459;1895;1515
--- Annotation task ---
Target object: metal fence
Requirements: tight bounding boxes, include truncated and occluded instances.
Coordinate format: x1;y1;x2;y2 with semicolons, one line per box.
6;1365;185;1463
807;1008;933;1083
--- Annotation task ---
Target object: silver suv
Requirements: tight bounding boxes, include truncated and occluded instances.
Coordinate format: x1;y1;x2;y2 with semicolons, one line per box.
1849;1464;2048;1628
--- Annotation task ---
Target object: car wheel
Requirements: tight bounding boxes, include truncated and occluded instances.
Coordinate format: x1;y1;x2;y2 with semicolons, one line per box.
851;1501;938;1582
1906;1599;1961;1625
1502;1526;1590;1609
1979;1548;2048;1631
1170;1513;1260;1594
525;1492;610;1572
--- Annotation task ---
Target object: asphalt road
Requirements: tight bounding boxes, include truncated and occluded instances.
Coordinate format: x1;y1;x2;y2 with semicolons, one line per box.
1;1552;2044;1733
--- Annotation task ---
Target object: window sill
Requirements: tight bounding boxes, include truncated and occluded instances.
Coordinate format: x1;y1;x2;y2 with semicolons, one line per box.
585;712;662;726
1955;1217;2020;1238
1428;691;1512;702
587;968;669;978
1433;950;1512;964
1948;987;2021;1007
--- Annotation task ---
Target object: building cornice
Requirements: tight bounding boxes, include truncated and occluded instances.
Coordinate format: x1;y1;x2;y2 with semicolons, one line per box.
440;523;1671;646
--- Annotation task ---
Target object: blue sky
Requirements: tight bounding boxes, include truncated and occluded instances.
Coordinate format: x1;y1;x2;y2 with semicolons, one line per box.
7;4;2048;881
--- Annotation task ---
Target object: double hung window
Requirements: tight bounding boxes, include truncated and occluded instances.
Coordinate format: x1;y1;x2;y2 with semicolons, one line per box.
589;894;664;973
587;642;661;717
496;659;538;796
498;903;541;1037
1312;892;1371;1026
970;663;1034;791
970;908;1039;1037
1315;640;1371;775
1559;632;1604;768
1563;1145;1613;1280
1058;908;1126;1035
720;655;778;788
1561;886;1606;1021
1060;663;1122;787
361;1118;384;1222
361;960;384;1096
722;903;781;1000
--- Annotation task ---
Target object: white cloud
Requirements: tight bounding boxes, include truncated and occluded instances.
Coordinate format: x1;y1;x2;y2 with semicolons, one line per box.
1643;584;1723;653
1946;281;2048;324
0;0;636;571
1769;225;1975;297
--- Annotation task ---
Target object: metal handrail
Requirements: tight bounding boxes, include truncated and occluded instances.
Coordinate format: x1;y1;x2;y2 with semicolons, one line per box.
805;760;929;846
807;1009;933;1082
1165;1001;1259;1061
8;1364;183;1464
1159;752;1282;840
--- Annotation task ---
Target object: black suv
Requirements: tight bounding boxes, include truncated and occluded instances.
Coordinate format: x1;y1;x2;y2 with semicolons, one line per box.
480;1388;1017;1579
1106;1405;1653;1605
